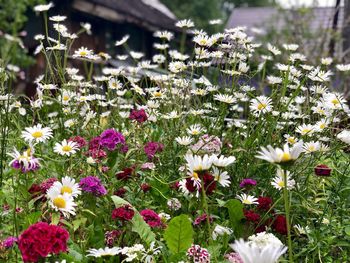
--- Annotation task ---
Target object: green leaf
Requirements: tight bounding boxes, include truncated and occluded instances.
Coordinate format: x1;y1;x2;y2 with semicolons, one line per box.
51;212;60;225
345;226;350;236
111;195;156;245
164;214;193;254
225;199;244;237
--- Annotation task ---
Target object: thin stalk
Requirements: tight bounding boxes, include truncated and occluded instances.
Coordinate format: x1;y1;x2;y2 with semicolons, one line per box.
283;169;294;262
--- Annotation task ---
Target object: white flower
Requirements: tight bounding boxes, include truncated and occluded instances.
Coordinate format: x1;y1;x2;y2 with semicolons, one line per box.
175;136;193;146
115;35;130;46
247;232;284;248
256;141;303;164
21;124;53;143
303;141;320;154
214;94;236;104
185;153;215;173
212;167;231;187
51;176;81;197
169;61;187;73
87;247;120;257
153;31;174;41
336;63;350;71
46;190;76;218
237;193;258;205
296;124;314;136
337;130;350;144
250;96;273;115
54;139;79;156
176;19;195;28
267;76;282;84
212;225;233;240
73;47;93;58
167;198;182;210
267;43;281;55
271;168;295;190
187;124;206;135
321;57;333;65
8;148;40;170
212;155;236;167
323;92;347;110
34;2;53;12
308;67;332;82
230;238;287;263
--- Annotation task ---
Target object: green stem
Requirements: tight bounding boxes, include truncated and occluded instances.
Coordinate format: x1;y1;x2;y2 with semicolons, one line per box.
283;169;294;262
200;177;212;245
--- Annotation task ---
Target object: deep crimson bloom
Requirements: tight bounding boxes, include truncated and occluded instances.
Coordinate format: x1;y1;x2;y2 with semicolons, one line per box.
244;210;260;222
86;149;107;160
112;205;135;221
314;164;332;176
140;209;162;228
194;214;213;226
129;109;148;123
116;167;134;180
273;215;287;235
171;181;180;190
203;172;216;195
239;178;257;188
144;142;164;160
105;230;122;247
257;196;273;211
68;136;87;148
40;178;57;194
89;136;101;150
141;183;151;192
185;178;197;193
28;184;41;196
18;222;69;262
114;187;127;197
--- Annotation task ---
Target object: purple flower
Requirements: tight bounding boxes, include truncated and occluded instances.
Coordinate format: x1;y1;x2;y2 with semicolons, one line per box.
144;142;164;160
3;236;17;249
129;109;148;123
79;176;107;196
99;129;125;151
239;178;257;188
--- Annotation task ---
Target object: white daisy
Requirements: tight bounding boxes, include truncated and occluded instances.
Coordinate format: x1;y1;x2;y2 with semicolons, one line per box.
54;139;79;156
237;193;258;205
250;96;273;115
296;124;314;136
87;247;120;257
175;136;193;146
185;153;215;172
256;141;303;164
212;167;231;187
46;189;76;218
51;176;81;197
303;141;320;154
337;130;350;144
271;168;295;190
214;94;236;104
212;155;236;167
187;124;206;136
21;124;53;143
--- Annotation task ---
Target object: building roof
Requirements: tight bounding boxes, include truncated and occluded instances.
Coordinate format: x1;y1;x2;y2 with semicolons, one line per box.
226;6;344;32
72;0;177;31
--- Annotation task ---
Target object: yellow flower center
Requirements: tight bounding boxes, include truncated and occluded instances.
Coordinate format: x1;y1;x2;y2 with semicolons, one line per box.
199;39;207;45
287;137;296;144
302;128;311;134
257;103;267;110
53;196;66;209
280;152;292;162
61;186;72;194
243;199;252;205
154;92;162;97
79;51;87;56
331;99;340;105
192;130;200;135
32;131;43;138
320;123;326;129
192;172;199;180
63;95;70;101
62;145;72;152
308;146;316;152
277;181;285;188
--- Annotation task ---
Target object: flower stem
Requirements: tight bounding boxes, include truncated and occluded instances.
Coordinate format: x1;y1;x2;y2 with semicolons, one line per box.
283;169;294;262
201;177;212;245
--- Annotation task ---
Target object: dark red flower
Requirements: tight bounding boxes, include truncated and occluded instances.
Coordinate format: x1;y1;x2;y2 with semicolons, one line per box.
257;196;273;211
140;209;162;228
105;230;123;247
273;215;287;235
114;187;127;197
141;183;151;192
40;178;57;194
116;167;134;180
244;210;260;222
314;164;332;177
129;109;148;123
18;222;69;262
112;205;135;221
193;214;213;226
203;172;216;195
144;142;164;160
28;184;41;198
68;136;87;148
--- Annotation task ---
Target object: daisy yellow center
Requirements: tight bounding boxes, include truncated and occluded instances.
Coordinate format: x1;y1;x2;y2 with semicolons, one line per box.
280;152;292;162
278;181;285;188
287;137;296;144
62;145;72;152
154;92;162;97
320;123;326;129
53;197;66;209
192;130;200;135
199;39;207;45
257;103;267;110
243;199;252;204
318;109;325;114
192;172;199;180
302;128;311;134
63;95;70;101
331;99;340;105
308;146;316;151
32;131;43;138
61;186;72;194
79;51;87;56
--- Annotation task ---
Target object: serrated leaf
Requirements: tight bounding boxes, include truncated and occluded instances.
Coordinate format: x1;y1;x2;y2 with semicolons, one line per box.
164;214;193;254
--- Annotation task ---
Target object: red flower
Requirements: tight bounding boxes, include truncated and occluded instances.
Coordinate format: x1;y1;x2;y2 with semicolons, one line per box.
244;210;260;222
257;196;273;211
194;214;213;226
18;222;69;262
68;136;87;148
141;183;151;192
129;109;148;123
273;215;287;235
314;164;332;176
203;172;216;195
114;187;127;197
140;209;162;228
112;205;135;221
39;178;57;194
116;167;134;180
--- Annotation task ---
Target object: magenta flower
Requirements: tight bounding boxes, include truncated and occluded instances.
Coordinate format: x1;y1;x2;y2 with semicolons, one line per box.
79;176;107;196
99;129;125;151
